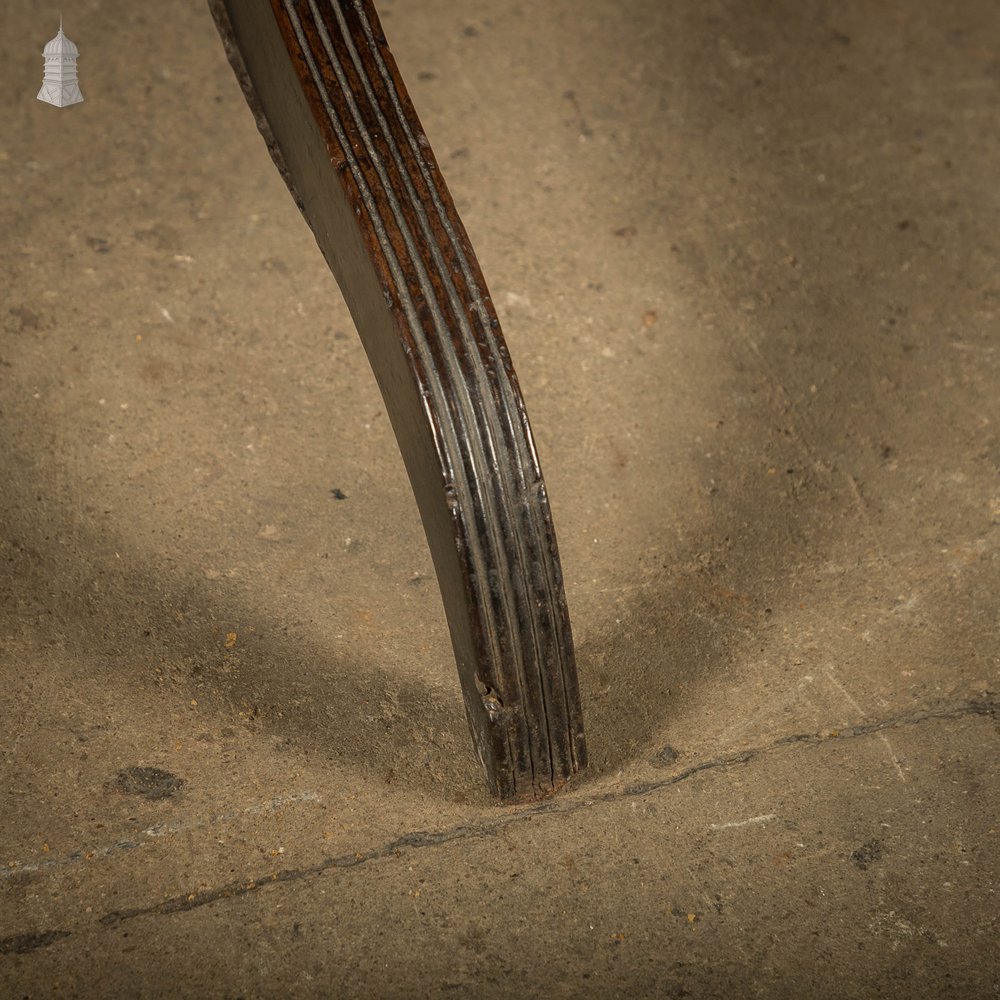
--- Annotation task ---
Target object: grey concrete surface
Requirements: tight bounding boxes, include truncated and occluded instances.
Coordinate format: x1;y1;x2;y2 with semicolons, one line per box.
2;0;998;996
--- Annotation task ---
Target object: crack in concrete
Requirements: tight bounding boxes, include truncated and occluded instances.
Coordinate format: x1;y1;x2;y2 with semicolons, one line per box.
7;694;995;951
0;929;71;955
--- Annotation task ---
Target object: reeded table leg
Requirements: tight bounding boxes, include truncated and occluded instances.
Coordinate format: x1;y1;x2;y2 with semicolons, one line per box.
209;0;586;801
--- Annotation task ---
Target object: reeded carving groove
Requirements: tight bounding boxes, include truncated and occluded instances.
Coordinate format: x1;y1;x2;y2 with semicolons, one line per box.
209;0;587;800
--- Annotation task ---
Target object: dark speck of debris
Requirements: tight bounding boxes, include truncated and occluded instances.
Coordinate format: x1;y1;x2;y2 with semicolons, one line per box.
450;148;470;160
85;236;111;253
614;225;637;238
417;71;437;82
851;839;883;870
897;219;911;230
330;488;348;500
409;574;430;587
462;24;480;37
114;766;184;801
656;744;680;766
7;306;42;332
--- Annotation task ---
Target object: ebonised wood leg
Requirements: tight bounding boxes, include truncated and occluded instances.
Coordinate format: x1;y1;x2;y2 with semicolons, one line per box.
209;0;586;801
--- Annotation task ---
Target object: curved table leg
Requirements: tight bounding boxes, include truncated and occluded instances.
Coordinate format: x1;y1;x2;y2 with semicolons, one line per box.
208;0;586;801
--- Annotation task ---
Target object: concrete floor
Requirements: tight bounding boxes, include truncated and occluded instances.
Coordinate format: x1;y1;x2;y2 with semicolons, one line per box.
2;0;998;996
